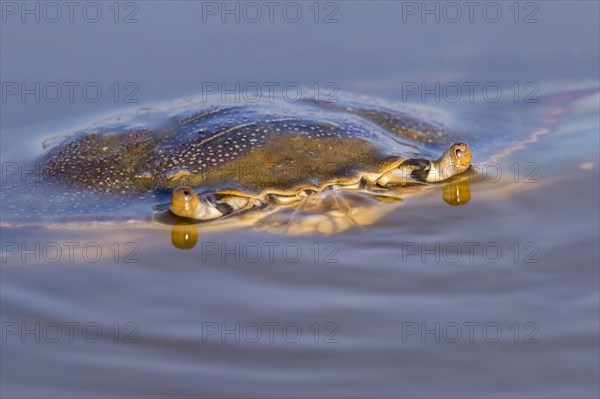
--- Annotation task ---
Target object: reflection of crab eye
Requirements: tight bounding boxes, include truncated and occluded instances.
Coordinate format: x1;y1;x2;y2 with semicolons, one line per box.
455;149;463;157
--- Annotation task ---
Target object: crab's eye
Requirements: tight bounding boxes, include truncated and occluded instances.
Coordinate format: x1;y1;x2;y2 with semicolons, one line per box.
171;187;199;218
455;149;463;157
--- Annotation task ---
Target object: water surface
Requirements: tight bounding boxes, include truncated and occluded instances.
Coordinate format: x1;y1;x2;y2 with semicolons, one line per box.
1;2;599;398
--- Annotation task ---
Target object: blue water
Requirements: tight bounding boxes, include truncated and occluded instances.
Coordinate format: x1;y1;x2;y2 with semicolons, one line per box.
1;2;599;398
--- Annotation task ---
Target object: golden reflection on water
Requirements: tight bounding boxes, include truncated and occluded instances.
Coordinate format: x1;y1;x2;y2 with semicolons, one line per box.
171;221;199;250
442;179;471;206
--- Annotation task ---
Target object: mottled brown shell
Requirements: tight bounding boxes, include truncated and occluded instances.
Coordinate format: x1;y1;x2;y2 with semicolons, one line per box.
39;97;462;196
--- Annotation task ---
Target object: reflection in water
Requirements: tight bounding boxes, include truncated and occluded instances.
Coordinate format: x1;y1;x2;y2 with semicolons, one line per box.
169;179;471;249
171;221;199;250
442;179;471;206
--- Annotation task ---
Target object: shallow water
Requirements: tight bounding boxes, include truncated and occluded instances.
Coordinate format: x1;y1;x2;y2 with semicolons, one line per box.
1;2;599;398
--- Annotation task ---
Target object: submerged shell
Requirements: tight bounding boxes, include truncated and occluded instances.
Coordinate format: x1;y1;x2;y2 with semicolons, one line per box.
39;97;460;193
1;94;466;224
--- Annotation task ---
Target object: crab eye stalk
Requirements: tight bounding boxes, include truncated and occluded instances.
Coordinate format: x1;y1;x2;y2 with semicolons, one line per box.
450;142;472;170
170;186;200;218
